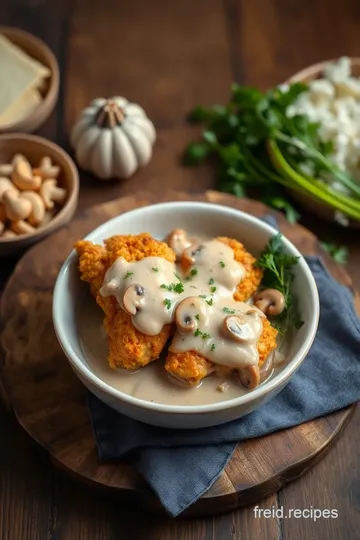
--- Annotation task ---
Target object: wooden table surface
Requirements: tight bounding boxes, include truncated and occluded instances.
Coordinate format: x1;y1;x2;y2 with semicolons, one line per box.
1;0;360;538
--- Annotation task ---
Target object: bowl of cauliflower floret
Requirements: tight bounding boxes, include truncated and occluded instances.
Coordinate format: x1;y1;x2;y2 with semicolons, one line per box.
286;56;360;228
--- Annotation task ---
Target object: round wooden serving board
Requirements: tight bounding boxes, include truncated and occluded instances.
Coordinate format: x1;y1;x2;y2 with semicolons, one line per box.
0;190;357;517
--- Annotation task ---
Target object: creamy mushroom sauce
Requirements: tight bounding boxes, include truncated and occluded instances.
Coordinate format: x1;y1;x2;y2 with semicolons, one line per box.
78;294;279;406
100;238;264;370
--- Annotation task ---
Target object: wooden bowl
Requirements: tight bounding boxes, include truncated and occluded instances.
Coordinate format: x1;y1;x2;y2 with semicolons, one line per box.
287;57;360;228
0;134;79;256
0;27;60;133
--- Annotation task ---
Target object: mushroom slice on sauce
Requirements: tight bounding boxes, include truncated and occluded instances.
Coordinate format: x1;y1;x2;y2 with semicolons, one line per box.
174;296;209;333
238;365;260;389
122;284;145;315
222;315;254;343
253;288;285;316
166;229;193;260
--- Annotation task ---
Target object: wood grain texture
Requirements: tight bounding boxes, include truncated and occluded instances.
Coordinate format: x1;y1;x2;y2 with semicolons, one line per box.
0;191;354;519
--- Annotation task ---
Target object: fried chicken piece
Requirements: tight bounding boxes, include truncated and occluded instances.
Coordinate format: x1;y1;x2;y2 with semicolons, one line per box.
165;318;278;386
75;233;176;370
216;237;263;302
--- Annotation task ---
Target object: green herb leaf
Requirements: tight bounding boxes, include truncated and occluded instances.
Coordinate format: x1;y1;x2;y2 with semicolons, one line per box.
320;242;348;265
152;267;159;272
256;233;303;333
194;328;202;337
210;286;217;293
202;332;211;340
211;343;216;351
208;278;215;285
223;307;235;314
195;314;200;321
219;261;225;268
124;272;133;278
206;298;214;306
164;298;172;310
184;142;210;165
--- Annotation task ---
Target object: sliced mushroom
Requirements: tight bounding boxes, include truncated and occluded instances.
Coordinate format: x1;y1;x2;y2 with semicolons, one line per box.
174;296;208;333
223;315;253;342
166;229;193;260
238;365;260;389
123;284;145;315
253;288;285;316
181;241;204;269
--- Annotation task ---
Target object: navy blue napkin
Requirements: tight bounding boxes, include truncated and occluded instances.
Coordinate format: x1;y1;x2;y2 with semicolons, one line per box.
88;220;360;517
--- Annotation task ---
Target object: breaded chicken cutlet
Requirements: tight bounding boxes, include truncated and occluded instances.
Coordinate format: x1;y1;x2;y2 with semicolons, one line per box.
75;233;175;370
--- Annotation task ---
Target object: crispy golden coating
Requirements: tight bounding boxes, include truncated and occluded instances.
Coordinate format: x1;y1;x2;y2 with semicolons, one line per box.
216;237;263;302
165;318;278;386
75;233;176;370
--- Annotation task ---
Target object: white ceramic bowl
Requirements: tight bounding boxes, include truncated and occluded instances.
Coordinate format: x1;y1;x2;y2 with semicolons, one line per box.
53;202;319;429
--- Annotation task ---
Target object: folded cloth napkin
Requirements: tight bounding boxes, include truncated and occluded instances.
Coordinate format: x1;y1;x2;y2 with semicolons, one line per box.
88;219;360;517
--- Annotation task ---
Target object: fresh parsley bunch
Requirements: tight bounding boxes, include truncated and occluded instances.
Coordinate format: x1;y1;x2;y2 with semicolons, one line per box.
185;83;360;223
256;233;303;335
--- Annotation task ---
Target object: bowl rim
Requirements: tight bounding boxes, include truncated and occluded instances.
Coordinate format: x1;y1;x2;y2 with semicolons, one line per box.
0;132;79;243
0;26;60;132
53;201;320;414
287;56;360;83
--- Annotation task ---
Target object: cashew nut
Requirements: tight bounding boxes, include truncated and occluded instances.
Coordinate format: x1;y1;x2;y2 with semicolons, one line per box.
3;190;32;221
253;288;285;316
40;210;55;227
181;241;204;270
0;177;18;201
1;229;17;239
123;284;145;315
166;229;193;260
0;154;26;177
12;158;41;191
238;365;260;389
223;315;254;342
10;220;36;235
33;156;60;180
21;191;45;226
174;296;208;333
40;179;67;209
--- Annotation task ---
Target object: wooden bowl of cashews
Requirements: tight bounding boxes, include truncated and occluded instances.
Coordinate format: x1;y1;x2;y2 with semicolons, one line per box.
0;133;79;255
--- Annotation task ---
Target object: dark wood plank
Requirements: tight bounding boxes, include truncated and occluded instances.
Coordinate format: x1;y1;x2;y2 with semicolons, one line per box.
0;403;53;540
65;0;232;131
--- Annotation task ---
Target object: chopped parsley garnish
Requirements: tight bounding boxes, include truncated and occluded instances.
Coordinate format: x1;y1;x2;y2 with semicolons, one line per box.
160;282;184;294
190;268;198;276
195;314;200;321
194;328;211;339
164;298;172;310
223;307;235;314
199;294;207;299
210;286;217;293
256;233;304;335
208;278;215;285
173;282;184;293
152;267;159;272
206;298;214;306
211;344;216;351
219;260;225;268
124;271;134;278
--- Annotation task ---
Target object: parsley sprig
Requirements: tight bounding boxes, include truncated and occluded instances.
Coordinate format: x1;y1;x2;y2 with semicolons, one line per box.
184;82;360;223
256;233;303;335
